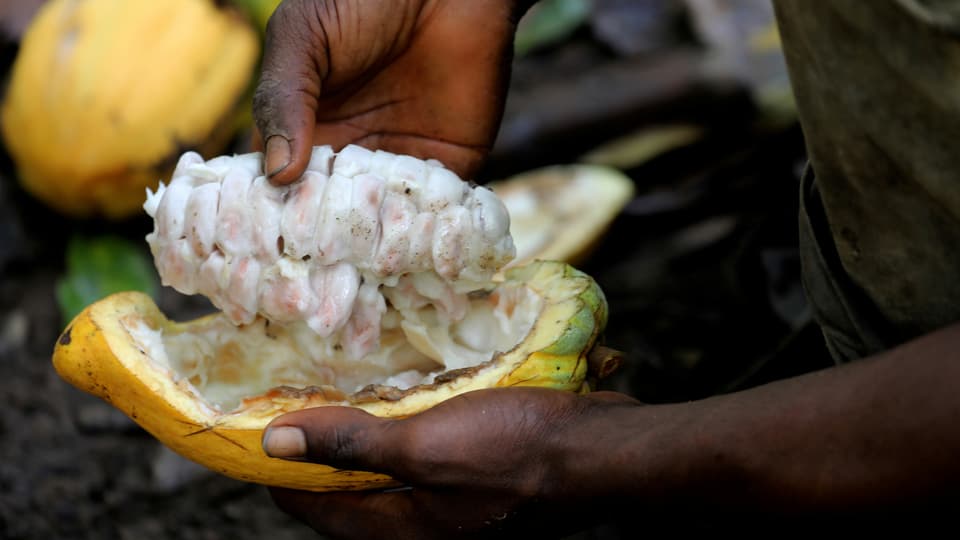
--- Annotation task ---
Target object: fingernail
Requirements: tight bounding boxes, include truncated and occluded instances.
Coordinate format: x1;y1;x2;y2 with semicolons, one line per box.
265;135;291;177
262;426;306;458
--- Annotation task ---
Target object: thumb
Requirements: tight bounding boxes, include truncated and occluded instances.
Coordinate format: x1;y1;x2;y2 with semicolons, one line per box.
252;0;326;185
262;406;400;475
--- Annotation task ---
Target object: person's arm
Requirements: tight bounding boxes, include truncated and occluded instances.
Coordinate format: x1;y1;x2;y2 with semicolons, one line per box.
582;321;960;521
262;322;960;537
252;0;535;185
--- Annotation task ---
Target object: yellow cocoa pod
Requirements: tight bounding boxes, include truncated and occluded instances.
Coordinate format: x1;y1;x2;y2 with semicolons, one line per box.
53;260;620;492
0;0;259;219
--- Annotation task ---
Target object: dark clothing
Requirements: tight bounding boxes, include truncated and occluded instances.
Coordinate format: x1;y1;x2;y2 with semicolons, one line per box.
773;0;960;361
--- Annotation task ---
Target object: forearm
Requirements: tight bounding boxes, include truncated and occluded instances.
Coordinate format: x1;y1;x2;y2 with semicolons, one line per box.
567;322;960;520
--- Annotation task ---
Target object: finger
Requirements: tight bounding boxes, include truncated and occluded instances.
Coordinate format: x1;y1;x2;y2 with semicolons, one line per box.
262;406;401;475
270;487;420;540
253;0;326;185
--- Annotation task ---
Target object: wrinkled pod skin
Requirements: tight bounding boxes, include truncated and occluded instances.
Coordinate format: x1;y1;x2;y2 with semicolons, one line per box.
1;0;259;218
51;260;615;492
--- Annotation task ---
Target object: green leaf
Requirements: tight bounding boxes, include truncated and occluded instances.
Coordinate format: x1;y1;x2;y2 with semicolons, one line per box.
56;235;159;324
515;0;591;57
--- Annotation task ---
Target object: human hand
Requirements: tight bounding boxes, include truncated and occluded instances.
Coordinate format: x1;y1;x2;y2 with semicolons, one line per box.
261;387;643;539
252;0;524;184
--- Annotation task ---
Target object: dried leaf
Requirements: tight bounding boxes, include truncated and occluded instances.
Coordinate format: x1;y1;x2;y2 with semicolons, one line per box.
580;124;703;170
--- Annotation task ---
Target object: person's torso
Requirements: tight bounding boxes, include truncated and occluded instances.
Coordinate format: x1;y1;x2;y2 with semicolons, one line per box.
774;0;960;360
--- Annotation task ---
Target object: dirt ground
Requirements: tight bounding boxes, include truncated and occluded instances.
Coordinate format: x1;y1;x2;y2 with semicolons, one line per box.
0;2;833;538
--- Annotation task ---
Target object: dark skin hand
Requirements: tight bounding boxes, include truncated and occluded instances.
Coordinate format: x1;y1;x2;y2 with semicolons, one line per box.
252;0;524;184
264;388;643;539
254;0;960;537
264;324;960;537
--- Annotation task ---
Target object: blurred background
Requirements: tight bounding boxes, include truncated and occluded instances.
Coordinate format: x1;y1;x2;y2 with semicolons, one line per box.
0;0;831;538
